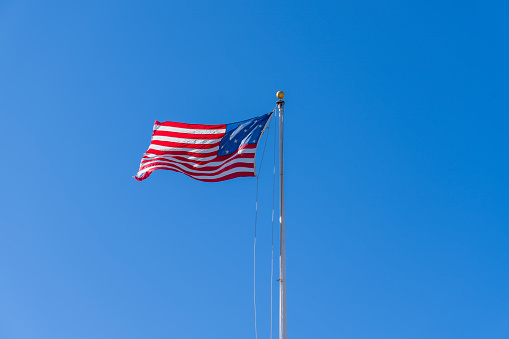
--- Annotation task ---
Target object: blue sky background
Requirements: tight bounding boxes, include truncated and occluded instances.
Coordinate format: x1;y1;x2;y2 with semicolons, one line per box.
1;0;508;338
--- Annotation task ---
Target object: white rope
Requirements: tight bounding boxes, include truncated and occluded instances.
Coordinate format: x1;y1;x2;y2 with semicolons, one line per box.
253;110;275;339
254;202;258;339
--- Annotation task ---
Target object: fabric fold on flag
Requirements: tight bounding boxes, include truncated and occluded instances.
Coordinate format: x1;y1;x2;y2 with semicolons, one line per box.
135;112;273;182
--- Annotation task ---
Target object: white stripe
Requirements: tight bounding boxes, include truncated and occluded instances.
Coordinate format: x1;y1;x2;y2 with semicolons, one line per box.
151;135;222;145
143;153;218;162
186;166;255;180
154;125;225;134
138;154;255;175
147;144;220;153
142;148;256;164
137;156;255;177
141;152;255;170
139;165;255;181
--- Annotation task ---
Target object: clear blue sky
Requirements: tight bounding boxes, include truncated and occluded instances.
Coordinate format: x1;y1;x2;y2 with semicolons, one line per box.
1;0;508;338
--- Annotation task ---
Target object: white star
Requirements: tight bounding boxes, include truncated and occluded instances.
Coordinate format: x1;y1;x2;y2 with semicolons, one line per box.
244;129;247;132
259;124;262;127
225;150;229;154
234;139;238;143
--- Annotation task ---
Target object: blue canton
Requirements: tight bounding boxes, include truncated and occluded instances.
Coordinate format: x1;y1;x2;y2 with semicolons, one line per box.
217;112;272;156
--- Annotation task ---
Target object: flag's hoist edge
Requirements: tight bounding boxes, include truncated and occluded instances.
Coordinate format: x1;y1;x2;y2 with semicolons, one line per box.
135;112;273;182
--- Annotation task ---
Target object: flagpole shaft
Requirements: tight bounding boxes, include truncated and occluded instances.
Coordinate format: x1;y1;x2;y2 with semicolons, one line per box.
277;98;287;339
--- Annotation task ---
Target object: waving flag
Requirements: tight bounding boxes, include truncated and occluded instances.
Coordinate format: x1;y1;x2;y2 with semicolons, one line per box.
135;112;273;182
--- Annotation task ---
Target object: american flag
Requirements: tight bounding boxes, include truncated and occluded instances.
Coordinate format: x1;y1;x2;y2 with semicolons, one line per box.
135;112;273;182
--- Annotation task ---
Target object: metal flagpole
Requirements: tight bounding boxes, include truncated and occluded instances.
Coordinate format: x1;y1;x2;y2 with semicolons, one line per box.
276;91;286;339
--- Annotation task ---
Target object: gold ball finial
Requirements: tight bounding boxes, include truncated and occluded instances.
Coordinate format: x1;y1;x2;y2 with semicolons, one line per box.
276;91;285;100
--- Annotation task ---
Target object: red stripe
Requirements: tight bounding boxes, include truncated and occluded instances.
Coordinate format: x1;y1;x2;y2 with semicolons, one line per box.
136;166;254;182
145;149;218;158
142;152;227;165
155;120;226;130
150;140;221;149
152;130;225;139
139;162;255;181
198;172;255;182
139;152;255;172
138;154;254;172
142;144;257;164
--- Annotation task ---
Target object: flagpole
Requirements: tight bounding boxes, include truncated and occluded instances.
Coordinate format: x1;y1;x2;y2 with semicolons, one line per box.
276;91;286;339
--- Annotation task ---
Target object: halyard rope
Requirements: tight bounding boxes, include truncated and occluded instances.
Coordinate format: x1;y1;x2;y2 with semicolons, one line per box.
254;108;276;339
